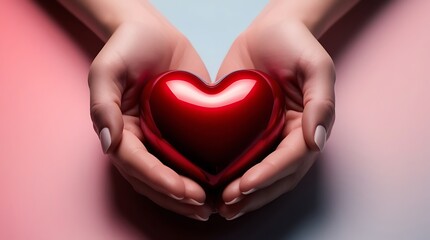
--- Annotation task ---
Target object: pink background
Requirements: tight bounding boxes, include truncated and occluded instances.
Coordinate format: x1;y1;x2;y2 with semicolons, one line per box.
1;1;430;239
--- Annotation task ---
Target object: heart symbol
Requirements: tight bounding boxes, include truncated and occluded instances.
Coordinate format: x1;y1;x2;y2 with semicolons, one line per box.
140;70;285;188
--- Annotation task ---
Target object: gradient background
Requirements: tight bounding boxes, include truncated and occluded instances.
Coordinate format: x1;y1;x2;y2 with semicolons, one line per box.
1;0;430;239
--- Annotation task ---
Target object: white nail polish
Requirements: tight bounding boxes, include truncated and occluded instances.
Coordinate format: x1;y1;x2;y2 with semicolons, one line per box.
226;212;244;221
225;196;242;205
99;128;111;153
314;125;327;151
183;198;204;206
189;214;209;221
169;193;184;201
242;188;256;195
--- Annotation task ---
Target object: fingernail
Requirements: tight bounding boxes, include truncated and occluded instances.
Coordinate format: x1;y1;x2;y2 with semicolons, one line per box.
226;212;244;221
99;128;111;153
169;193;184;201
225;196;242;205
188;214;209;221
242;188;256;195
314;125;327;151
183;198;204;206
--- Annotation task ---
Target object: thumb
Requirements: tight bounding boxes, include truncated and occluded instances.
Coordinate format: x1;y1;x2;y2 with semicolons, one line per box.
301;55;336;151
88;59;125;153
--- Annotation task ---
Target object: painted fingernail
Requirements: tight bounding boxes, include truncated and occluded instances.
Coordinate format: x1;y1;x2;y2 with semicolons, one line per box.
242;188;256;195
226;212;244;221
99;128;111;153
188;214;209;221
169;193;184;201
183;198;204;206
314;125;327;151
225;196;243;205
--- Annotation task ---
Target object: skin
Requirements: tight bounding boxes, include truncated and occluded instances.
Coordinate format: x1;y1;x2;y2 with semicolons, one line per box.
217;0;360;220
58;0;359;221
58;0;212;221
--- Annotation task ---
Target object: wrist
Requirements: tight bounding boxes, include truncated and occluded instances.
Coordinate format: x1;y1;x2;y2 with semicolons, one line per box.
262;1;322;37
99;2;158;39
58;0;161;41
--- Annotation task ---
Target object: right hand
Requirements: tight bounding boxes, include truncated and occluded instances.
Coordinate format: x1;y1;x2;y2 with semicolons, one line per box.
89;14;212;221
216;13;336;220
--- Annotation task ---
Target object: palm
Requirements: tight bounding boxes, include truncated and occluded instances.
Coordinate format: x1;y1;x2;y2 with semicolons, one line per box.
216;22;334;219
99;22;210;167
90;22;212;219
102;23;209;117
218;25;309;141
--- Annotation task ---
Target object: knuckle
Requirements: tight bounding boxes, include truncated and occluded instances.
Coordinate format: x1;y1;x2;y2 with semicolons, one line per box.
325;100;336;119
88;56;124;88
89;102;105;122
89;101;122;126
321;98;336;113
316;55;335;78
317;99;336;124
88;61;105;88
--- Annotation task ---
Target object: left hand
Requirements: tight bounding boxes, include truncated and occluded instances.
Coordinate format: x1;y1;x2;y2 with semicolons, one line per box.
216;17;336;220
89;20;212;221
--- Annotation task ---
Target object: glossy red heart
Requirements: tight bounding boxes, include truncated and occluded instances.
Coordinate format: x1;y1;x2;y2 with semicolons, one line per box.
140;70;285;188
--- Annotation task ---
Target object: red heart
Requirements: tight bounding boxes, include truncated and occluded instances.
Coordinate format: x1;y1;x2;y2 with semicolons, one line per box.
140;70;285;188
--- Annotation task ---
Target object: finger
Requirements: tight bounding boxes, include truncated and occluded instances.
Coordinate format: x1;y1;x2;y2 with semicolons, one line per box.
112;130;186;200
115;166;211;221
220;174;297;220
113;159;206;206
89;48;126;153
181;176;206;206
219;156;315;220
222;178;243;205
219;175;296;220
122;115;144;140
121;116;207;204
300;51;336;151
239;128;316;195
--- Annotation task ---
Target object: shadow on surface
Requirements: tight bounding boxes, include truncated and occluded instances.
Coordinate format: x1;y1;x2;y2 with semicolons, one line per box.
320;0;391;62
35;0;103;59
37;1;390;239
109;161;322;240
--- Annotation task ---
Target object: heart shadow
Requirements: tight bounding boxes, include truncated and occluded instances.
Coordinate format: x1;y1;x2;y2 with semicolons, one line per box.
108;159;323;240
34;0;103;60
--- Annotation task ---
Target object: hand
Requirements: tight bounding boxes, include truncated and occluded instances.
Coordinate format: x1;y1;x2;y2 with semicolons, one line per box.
89;14;212;220
216;16;335;220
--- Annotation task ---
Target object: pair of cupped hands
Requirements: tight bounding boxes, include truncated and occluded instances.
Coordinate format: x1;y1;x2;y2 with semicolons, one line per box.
90;7;335;221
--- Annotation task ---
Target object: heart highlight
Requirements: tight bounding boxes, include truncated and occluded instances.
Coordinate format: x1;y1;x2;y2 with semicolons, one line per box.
140;70;285;188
